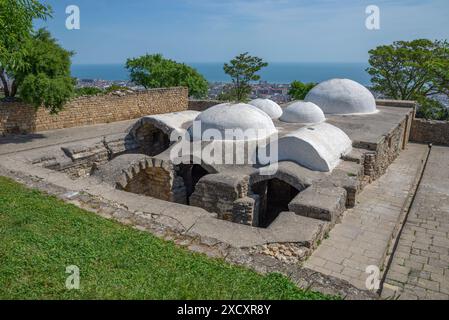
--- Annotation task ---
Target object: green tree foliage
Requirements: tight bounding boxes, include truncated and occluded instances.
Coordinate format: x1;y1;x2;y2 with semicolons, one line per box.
75;87;104;97
415;97;449;121
367;39;449;120
217;84;238;102
104;84;131;94
0;1;74;113
0;0;51;96
126;54;208;98
288;81;316;100
15;29;75;113
20;74;74;114
223;52;268;102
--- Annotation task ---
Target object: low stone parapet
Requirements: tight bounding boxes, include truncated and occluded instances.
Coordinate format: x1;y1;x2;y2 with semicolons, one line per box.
188;99;221;111
0;87;188;135
410;118;449;146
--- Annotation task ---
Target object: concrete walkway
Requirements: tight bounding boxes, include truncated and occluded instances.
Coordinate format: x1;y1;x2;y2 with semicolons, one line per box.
305;143;429;290
382;146;449;300
0;119;136;155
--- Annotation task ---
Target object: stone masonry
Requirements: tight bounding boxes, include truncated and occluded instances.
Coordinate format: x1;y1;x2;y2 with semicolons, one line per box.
0;87;188;135
410;118;449;147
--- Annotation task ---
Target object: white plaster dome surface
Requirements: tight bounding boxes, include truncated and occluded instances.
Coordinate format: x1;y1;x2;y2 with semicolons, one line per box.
305;78;377;114
280;101;325;124
248;98;283;119
129;110;200;138
260;123;352;172
193;103;277;141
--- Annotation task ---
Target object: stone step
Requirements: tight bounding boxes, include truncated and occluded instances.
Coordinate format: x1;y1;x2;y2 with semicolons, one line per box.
288;185;347;223
266;212;329;249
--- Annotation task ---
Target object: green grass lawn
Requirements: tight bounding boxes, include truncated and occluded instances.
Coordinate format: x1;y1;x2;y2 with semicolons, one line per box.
0;176;336;300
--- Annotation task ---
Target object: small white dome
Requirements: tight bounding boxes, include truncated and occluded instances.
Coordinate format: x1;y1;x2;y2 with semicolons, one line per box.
280;101;325;124
305;79;377;114
248;98;283;119
192;103;277;141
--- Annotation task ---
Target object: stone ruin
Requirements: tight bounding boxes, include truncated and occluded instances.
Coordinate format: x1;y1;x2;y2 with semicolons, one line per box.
27;78;414;262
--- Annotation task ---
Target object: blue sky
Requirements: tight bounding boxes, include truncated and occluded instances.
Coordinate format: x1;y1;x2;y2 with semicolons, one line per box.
36;0;449;64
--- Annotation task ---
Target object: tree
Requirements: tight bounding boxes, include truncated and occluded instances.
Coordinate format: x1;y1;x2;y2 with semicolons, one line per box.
367;39;449;119
20;73;75;114
75;87;104;97
0;0;51;97
12;29;75;113
223;52;268;102
415;97;449;121
126;54;208;98
368;39;449;100
288;81;316;100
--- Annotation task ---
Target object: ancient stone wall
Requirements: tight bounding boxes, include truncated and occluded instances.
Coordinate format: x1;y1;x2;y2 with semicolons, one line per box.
372;117;408;179
0;87;188;135
410;118;449;146
345;102;415;182
190;174;248;221
188;99;221;111
376;99;416;109
124;166;187;204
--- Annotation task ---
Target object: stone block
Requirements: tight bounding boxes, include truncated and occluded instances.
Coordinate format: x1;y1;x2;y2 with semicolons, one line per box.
288;184;347;222
266;212;327;248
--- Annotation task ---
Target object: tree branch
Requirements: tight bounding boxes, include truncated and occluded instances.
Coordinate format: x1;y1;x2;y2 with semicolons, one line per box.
0;68;10;97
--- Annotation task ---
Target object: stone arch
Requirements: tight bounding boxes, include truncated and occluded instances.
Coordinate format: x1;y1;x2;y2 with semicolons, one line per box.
249;170;310;193
128;111;200;156
115;157;187;204
132;122;171;156
115;156;217;205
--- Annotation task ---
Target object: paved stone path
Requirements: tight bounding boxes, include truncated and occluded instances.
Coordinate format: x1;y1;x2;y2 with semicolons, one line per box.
382;146;449;300
305;143;429;290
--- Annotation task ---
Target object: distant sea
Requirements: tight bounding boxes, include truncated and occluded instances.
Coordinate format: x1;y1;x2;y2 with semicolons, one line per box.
71;62;371;85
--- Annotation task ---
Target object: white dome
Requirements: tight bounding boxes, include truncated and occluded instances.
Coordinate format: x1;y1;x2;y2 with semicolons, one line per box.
280;101;325;124
248;98;283;119
259;123;352;172
192;103;277;141
305;79;377;114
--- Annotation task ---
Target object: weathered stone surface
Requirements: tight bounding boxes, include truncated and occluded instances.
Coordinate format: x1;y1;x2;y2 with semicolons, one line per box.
410;118;449;146
382;146;449;300
266;212;328;248
232;196;258;226
0;87;188;135
187;216;266;248
305;143;429;291
289;185;347;222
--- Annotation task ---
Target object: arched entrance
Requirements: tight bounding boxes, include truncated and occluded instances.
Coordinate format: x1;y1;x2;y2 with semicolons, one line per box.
134;123;170;156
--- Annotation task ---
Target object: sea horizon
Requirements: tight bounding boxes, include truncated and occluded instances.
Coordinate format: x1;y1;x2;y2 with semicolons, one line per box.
72;62;371;85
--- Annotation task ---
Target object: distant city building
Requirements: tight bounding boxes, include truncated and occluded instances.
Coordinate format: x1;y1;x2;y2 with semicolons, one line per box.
74;77;449;107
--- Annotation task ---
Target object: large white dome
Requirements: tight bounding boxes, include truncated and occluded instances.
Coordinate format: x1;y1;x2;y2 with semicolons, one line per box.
280;101;325;124
248;98;283;119
305;79;377;114
192;103;277;141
